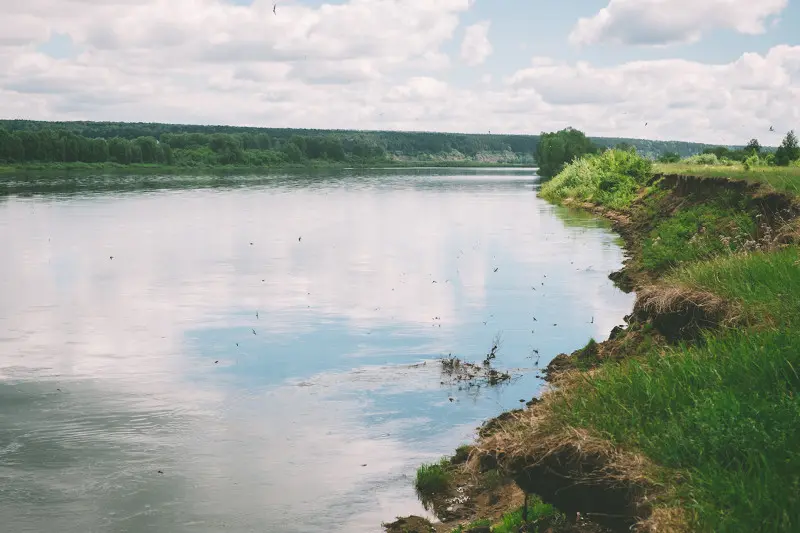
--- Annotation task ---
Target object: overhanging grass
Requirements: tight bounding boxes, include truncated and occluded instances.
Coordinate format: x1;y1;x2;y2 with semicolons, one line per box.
655;163;800;194
667;246;800;326
534;156;800;531
547;248;800;531
549;328;800;532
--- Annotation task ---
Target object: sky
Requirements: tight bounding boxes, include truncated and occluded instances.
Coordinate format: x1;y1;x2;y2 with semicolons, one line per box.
1;0;799;144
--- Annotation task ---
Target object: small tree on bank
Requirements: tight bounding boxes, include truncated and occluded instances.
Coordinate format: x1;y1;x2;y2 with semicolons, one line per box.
775;131;800;166
744;138;762;157
535;127;598;178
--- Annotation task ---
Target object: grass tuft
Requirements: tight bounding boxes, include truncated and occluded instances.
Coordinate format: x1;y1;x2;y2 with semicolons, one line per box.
414;458;453;501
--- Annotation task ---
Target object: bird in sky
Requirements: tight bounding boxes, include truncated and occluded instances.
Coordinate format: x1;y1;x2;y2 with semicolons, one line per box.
273;3;277;15
770;126;775;132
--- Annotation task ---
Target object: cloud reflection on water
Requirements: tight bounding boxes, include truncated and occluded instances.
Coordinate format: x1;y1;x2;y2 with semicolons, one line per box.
0;171;634;532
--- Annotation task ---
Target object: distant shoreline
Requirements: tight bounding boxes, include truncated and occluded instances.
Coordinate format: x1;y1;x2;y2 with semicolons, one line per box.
0;160;533;176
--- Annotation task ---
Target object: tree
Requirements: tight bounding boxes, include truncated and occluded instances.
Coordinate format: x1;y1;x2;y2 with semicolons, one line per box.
744;138;761;156
0;128;25;162
134;136;159;163
283;142;304;163
615;142;636;153
536;127;598;178
108;137;132;164
775;130;799;166
91;138;109;163
658;152;681;163
209;134;244;164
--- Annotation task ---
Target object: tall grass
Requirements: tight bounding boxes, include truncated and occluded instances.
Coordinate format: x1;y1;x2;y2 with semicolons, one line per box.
540;149;653;210
550;330;800;532
547;247;800;532
640;202;757;272
415;458;453;501
668;246;800;325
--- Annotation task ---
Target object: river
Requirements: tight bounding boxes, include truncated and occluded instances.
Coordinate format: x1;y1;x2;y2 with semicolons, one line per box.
0;168;634;533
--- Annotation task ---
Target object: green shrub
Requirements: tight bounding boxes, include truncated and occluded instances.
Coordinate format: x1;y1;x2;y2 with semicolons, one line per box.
540;149;653;210
683;153;720;165
742;154;762;170
414;458;452;501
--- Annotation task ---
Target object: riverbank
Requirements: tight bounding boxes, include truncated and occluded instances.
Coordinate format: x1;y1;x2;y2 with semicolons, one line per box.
388;153;800;533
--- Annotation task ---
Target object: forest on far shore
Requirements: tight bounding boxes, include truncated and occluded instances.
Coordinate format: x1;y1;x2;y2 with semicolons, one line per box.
0;119;738;168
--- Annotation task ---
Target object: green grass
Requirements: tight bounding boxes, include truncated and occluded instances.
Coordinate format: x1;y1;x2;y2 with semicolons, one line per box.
546;248;800;532
535;151;800;531
640;202;758;272
492;500;561;533
449;499;560;533
655;163;800;194
415;458;453;501
668;246;800;326
540;149;653;210
550;329;800;532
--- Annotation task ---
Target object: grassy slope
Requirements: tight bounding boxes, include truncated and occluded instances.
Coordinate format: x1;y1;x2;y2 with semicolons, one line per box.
529;154;800;531
655;162;800;194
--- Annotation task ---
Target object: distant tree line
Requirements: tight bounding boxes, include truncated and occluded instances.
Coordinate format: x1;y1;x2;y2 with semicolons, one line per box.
0;119;727;168
0;120;540;166
0;126;395;166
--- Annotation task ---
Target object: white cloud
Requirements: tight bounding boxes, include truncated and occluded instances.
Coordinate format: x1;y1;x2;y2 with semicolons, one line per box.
461;20;492;66
570;0;788;46
0;0;798;144
504;46;800;142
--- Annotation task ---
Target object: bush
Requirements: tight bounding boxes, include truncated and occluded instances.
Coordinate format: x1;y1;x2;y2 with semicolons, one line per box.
539;149;653;210
683;153;720;165
742;154;762;170
658;151;681;163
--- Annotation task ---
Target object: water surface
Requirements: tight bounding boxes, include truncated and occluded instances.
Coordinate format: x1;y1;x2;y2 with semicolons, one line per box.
0;169;634;532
